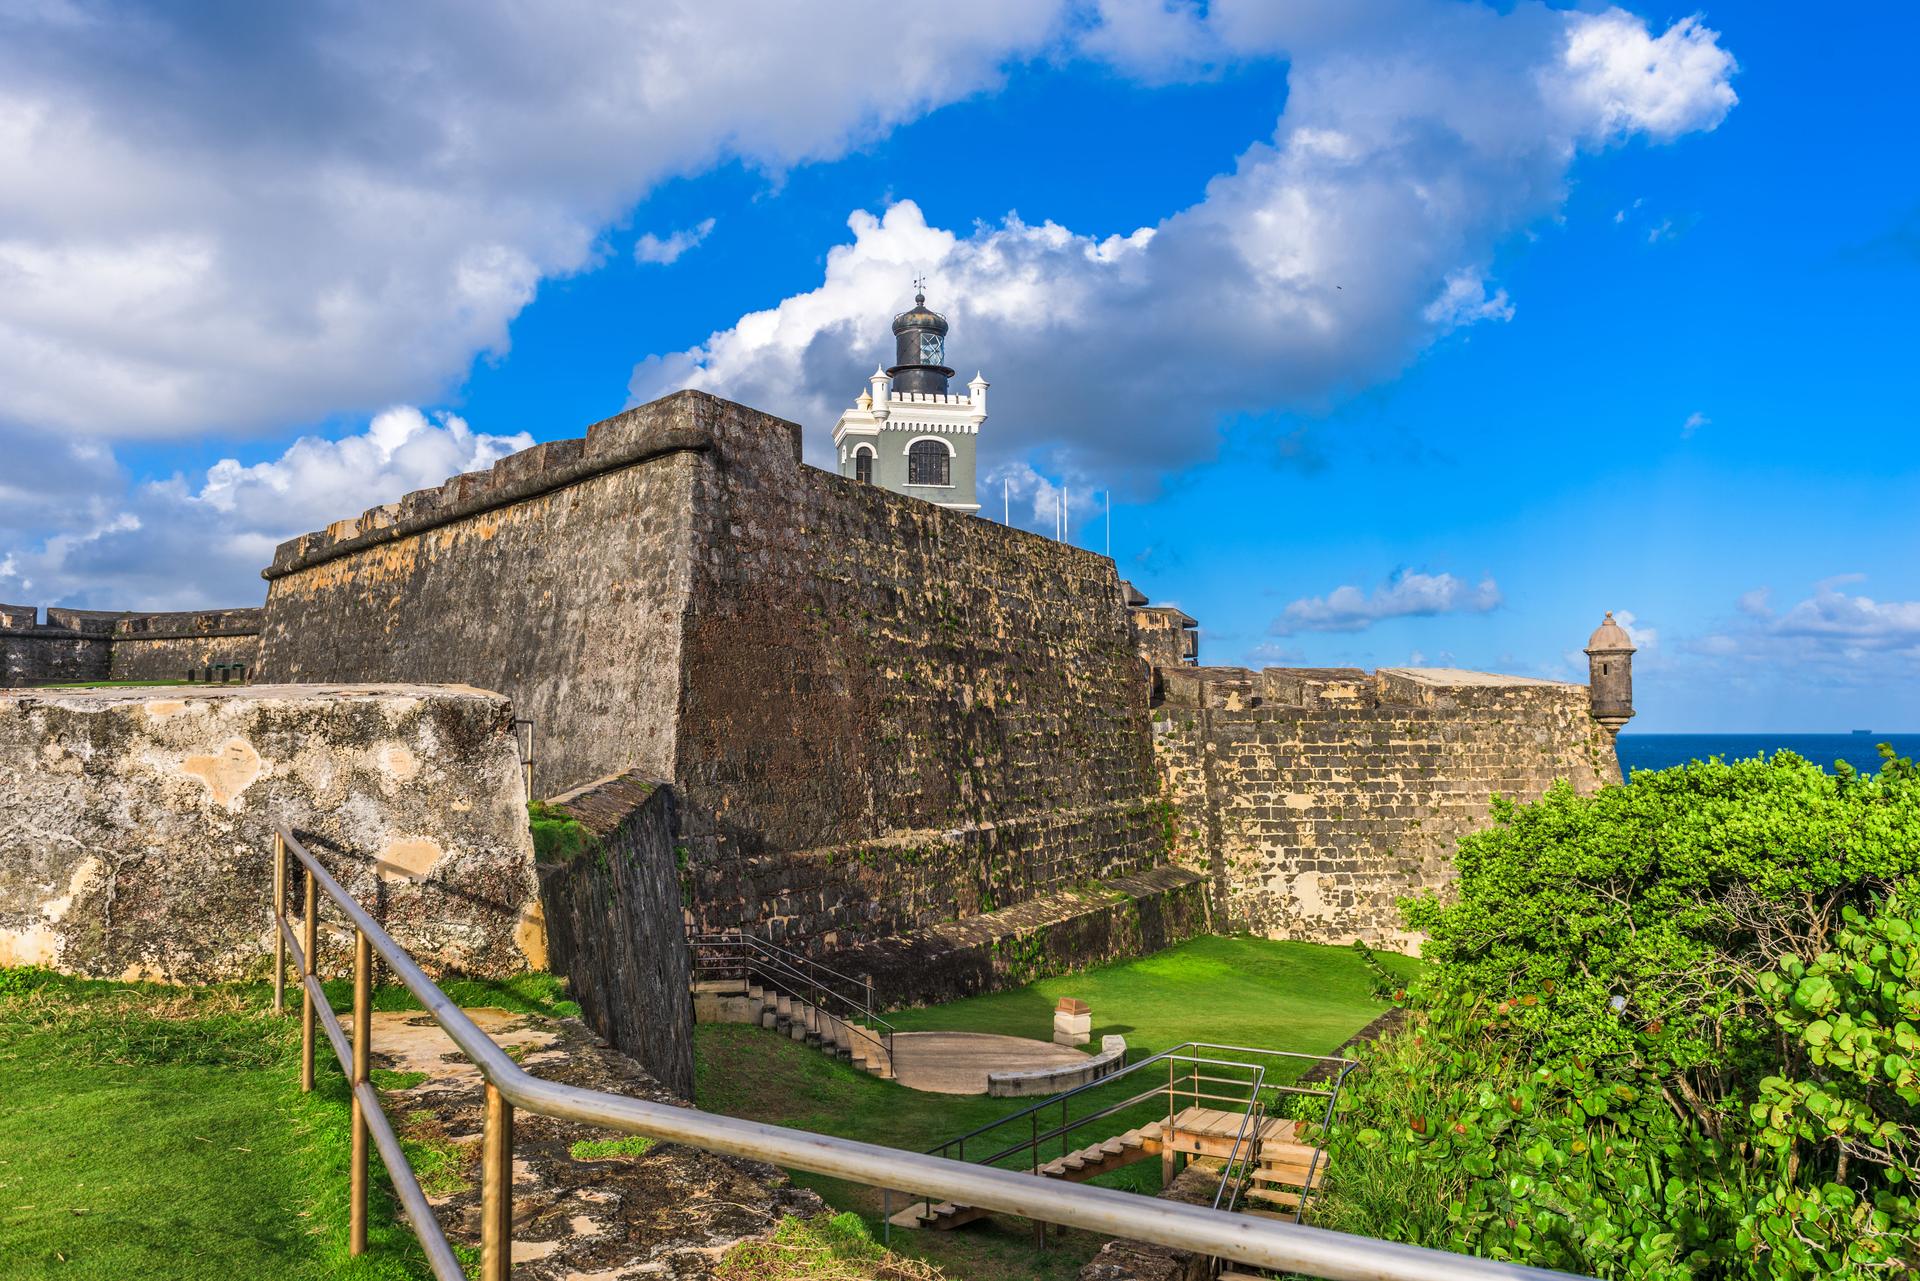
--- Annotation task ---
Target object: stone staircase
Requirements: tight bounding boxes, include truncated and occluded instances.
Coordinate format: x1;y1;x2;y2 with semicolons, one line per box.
887;1120;1167;1230
691;978;894;1078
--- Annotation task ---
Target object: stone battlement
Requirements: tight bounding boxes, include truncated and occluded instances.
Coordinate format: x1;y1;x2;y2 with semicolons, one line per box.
1154;660;1615;949
1157;663;1582;713
1;604;263;687
265;390;802;581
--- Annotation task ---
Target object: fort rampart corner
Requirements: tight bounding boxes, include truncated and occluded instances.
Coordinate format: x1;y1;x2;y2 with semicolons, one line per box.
1;385;1632;1063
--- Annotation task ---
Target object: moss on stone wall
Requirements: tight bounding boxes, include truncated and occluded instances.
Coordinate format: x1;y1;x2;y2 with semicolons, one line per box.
528;800;600;866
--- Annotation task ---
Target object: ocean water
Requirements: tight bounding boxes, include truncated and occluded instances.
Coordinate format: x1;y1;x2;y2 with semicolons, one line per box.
1616;733;1920;779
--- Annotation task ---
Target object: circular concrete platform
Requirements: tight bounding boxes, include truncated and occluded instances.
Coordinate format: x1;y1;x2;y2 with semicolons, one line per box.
888;1031;1089;1095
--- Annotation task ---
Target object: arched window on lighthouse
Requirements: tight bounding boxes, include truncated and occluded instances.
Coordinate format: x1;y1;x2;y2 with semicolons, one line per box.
854;446;874;484
907;437;952;487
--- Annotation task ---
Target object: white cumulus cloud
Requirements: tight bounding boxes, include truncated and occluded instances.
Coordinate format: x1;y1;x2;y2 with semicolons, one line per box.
0;1;1070;440
1270;570;1503;636
632;6;1738;482
634;218;717;266
0;409;530;609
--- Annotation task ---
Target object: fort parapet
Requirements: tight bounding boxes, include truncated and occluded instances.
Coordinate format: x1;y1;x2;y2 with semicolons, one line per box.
1150;663;1618;946
258;391;1186;988
2;604;262;686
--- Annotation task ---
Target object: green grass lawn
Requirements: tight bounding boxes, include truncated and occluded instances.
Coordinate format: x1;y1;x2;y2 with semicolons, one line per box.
883;934;1418;1063
695;934;1417;1279
0;967;577;1280
2;936;1413;1280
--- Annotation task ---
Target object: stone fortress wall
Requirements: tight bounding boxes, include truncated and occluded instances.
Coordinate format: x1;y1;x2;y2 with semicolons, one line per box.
1;603;262;686
0;683;541;983
3;385;1626;1009
256;391;1178;977
1146;662;1619;948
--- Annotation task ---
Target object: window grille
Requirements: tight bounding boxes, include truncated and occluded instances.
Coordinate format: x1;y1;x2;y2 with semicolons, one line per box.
908;439;950;487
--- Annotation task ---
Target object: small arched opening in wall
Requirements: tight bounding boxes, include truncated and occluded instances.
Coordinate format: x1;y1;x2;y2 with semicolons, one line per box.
853;445;874;485
906;436;953;487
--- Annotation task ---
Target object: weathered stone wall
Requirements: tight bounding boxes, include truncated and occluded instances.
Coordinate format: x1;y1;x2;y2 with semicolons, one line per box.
259;391;1169;964
108;608;262;680
536;772;695;1100
2;604;111;685
836;865;1211;1008
257;404;710;798
674;405;1163;947
1153;666;1620;950
0;604;261;687
0;683;542;982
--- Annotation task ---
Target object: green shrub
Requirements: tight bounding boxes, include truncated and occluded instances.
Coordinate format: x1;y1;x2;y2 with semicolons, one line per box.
1320;749;1920;1278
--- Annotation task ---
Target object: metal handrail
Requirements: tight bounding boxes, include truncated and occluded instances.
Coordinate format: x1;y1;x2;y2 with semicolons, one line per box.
932;1038;1344;1163
270;823;1589;1281
690;933;895;1037
689;930;896;1067
692;927;877;1000
1214;1094;1268;1212
954;1054;1269;1172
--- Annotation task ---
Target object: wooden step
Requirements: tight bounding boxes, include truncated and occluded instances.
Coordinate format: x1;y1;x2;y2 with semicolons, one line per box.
1252;1161;1326;1185
887;1200;989;1231
1244;1185;1304;1209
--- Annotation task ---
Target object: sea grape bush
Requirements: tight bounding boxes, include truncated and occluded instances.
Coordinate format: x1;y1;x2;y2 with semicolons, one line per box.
1317;749;1920;1278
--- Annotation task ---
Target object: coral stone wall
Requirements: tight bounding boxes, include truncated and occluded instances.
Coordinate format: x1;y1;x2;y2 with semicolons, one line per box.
257;414;704;796
0;683;541;982
1;605;262;687
108;609;262;680
673;404;1164;949
257;391;1168;957
537;771;694;1099
1153;666;1621;950
2;605;111;685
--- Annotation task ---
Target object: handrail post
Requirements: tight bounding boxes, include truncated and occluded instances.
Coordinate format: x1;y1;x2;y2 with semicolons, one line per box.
300;865;318;1092
350;927;373;1254
272;831;287;1016
482;1081;514;1280
1031;1111;1044;1252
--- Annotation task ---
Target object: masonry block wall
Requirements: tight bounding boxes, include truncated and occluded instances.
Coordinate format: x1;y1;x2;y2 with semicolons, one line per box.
537;772;694;1099
1;604;261;686
257;410;702;794
108;609;262;680
1152;665;1620;950
259;391;1167;957
671;402;1164;950
0;683;540;982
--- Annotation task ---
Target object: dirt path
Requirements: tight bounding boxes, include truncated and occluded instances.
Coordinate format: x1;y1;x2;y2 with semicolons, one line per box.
366;1007;822;1279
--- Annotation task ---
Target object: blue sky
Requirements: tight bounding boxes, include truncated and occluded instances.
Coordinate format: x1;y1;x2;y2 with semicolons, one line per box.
1;3;1914;731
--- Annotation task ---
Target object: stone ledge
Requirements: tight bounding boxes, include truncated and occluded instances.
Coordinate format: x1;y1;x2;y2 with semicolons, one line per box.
820;865;1209;1008
0;682;537;982
988;1033;1128;1098
262;390;803;581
